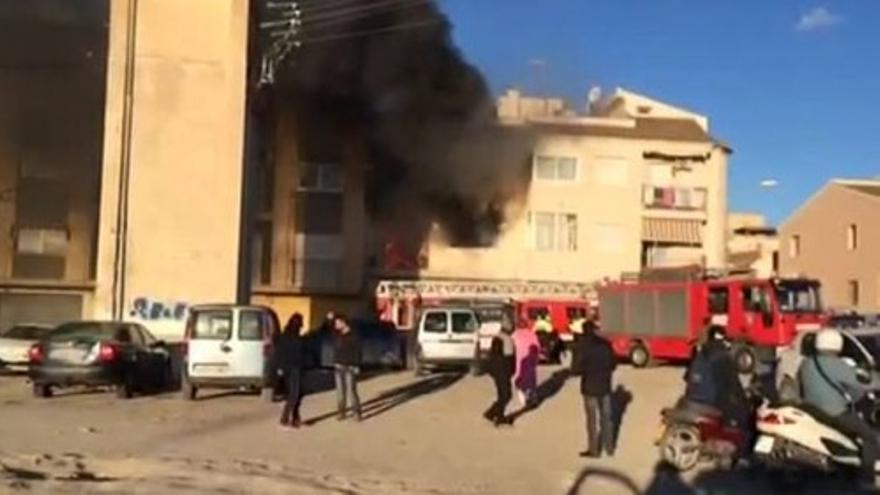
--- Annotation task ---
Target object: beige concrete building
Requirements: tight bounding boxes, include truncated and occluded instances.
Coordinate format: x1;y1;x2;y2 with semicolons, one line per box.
780;179;880;312
0;1;367;337
419;88;731;284
728;212;779;277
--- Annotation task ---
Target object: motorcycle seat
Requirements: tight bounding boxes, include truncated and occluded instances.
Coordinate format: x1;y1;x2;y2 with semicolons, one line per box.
665;400;723;423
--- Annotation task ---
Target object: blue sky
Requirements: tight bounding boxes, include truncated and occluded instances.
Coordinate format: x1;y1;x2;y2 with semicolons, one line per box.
439;1;880;225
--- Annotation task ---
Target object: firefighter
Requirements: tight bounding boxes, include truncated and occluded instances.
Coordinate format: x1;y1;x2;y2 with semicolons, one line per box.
533;311;558;363
568;313;586;334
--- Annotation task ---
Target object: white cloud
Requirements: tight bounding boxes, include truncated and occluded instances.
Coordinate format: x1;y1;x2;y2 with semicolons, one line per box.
795;7;843;32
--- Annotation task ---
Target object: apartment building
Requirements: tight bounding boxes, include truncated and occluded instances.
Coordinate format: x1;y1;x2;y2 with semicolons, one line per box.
728;213;779;277
780;179;880;312
419;88;730;284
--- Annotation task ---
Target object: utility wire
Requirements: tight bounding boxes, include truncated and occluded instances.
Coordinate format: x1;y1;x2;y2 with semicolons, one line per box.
299;0;431;24
299;0;430;31
297;17;443;45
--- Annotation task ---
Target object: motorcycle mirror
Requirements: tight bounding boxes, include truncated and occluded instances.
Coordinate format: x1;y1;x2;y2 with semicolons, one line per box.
856;368;872;385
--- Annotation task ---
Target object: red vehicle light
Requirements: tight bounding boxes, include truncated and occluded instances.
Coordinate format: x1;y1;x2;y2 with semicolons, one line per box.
27;344;44;364
98;343;118;362
759;412;794;425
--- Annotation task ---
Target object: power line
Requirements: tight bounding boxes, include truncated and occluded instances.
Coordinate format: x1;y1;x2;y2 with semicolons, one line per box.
299;0;430;31
297;17;443;45
301;0;430;23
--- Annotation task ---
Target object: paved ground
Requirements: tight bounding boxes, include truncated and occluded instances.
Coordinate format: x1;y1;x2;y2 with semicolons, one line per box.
0;365;875;494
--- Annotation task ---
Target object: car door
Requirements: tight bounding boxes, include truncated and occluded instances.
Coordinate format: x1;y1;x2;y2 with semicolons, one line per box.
116;325;148;384
419;310;449;360
187;309;234;378
449;311;479;360
136;325;167;384
229;309;267;380
738;284;777;346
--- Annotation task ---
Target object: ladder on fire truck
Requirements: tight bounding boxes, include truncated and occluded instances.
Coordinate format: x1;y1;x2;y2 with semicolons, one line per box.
375;278;595;301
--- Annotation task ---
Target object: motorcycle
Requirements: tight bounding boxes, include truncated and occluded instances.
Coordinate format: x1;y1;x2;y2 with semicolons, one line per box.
753;394;880;483
656;398;750;471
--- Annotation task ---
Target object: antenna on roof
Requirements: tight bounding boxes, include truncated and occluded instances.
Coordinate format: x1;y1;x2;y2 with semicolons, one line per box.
587;86;602;114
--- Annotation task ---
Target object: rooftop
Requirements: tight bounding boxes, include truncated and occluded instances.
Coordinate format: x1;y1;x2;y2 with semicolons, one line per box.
835;179;880;198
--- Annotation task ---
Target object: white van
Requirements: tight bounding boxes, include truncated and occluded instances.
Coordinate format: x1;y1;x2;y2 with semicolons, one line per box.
181;304;279;400
414;307;480;375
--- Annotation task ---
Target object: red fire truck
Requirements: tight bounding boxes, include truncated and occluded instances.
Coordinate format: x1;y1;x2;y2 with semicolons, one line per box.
598;267;825;372
375;278;595;364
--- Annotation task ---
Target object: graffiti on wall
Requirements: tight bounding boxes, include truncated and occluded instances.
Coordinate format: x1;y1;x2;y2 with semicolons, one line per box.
129;297;189;321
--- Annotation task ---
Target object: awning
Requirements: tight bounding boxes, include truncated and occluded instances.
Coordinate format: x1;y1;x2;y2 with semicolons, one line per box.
642;218;703;245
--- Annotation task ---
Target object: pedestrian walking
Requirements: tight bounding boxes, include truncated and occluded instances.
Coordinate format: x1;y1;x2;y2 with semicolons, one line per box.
483;324;516;426
277;313;306;428
333;314;362;421
512;326;539;408
575;319;617;457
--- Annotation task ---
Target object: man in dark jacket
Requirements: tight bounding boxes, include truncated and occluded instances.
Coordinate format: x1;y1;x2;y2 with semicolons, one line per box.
483;325;516;426
333;314;362;421
277;313;306;428
576;320;617;457
685;325;749;427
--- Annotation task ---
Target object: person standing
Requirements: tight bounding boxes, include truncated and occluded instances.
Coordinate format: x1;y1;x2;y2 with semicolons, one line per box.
576;320;617;457
512;325;539;408
483;325;516;426
277;313;306;428
333;314;362;421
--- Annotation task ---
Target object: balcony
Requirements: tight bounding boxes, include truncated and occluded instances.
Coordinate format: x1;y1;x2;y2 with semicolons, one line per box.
642;185;707;211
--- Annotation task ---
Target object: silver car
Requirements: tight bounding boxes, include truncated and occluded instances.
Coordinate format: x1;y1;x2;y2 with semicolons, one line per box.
776;326;880;402
0;324;53;372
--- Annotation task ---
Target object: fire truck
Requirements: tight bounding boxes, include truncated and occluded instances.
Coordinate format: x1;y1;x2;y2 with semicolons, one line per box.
375;278;595;365
598;266;826;372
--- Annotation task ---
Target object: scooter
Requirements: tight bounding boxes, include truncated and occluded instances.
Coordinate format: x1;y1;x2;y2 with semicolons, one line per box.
753;395;880;484
656;398;750;471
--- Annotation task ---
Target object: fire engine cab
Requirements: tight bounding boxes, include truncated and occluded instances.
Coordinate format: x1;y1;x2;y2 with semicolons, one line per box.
598;266;825;372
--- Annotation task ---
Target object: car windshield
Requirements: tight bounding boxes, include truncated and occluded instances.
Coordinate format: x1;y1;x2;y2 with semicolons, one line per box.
48;323;116;342
775;282;822;313
1;326;50;340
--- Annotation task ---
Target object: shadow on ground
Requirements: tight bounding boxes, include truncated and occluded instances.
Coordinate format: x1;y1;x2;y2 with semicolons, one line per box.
305;372;465;425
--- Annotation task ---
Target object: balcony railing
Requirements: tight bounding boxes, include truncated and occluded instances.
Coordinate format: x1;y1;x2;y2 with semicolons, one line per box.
642;185;707;211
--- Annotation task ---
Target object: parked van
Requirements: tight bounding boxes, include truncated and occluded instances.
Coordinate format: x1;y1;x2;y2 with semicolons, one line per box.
181;304;279;400
414;306;480;375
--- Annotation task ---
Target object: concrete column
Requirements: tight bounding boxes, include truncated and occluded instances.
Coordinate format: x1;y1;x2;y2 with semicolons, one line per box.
704;147;729;269
93;0;250;339
340;133;366;293
0;110;16;280
270;109;299;288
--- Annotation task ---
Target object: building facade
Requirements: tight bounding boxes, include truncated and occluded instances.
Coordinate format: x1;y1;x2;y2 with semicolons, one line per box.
419;89;731;284
780;179;880;312
728;212;779;278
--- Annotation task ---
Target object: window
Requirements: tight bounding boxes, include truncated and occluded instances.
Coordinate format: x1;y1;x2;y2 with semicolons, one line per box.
595;223;625;254
708;287;729;314
847;224;858;251
596;158;628;186
529;212;578;252
192;311;232;340
849;280;860;307
423;312;447;333
139;326;158;346
298;162;343;192
239;311;264;341
526;307;549;320
789;235;801;258
451;312;478;334
741;286;770;313
533;155;578;182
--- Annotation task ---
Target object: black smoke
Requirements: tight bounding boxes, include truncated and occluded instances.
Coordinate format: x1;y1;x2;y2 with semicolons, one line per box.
262;0;534;250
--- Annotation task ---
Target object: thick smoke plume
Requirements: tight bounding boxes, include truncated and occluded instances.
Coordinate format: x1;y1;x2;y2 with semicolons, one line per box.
268;0;534;253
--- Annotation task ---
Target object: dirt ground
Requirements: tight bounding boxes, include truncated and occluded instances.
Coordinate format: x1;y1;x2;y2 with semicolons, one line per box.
0;366;875;494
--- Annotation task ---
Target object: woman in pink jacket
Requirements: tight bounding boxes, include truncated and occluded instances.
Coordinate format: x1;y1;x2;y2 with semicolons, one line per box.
512;325;540;408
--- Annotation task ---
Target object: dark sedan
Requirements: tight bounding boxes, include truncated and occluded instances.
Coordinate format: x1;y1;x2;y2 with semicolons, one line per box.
29;321;172;399
305;318;406;370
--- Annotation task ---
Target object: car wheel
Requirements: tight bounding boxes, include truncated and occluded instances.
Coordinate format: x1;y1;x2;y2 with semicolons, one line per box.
116;374;135;399
33;384;52;398
629;343;651;368
734;346;757;375
182;374;197;401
